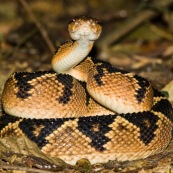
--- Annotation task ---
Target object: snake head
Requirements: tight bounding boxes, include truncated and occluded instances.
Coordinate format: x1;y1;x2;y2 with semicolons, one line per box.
68;16;102;41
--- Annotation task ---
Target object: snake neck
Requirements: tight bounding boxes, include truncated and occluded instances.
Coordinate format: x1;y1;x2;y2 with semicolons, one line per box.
52;40;94;75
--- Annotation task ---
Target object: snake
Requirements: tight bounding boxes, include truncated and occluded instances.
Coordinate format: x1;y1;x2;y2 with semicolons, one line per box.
0;16;173;165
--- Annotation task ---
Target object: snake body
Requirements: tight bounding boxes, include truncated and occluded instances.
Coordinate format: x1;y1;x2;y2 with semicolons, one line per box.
0;16;173;165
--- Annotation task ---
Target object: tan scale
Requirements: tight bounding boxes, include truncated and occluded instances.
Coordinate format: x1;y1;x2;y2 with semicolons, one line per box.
2;72;113;119
104;112;172;161
41;119;97;159
0;119;24;137
87;67;153;114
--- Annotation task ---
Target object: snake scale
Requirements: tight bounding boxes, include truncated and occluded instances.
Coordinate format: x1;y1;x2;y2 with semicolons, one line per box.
0;16;173;165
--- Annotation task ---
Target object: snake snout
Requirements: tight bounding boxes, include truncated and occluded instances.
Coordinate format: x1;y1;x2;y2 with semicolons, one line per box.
68;16;102;41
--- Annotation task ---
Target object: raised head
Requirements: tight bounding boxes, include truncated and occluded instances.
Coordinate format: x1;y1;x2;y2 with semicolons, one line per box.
68;16;102;41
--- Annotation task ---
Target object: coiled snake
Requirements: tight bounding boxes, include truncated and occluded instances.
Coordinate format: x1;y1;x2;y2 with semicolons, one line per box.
0;16;173;165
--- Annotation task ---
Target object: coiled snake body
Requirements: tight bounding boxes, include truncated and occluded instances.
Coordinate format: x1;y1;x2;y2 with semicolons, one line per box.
0;16;173;165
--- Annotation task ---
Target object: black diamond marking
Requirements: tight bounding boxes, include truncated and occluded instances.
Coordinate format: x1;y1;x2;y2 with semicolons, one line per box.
153;88;165;97
78;81;90;106
78;115;116;151
152;99;173;122
133;75;150;103
19;117;74;148
56;74;73;104
0;112;21;131
121;112;159;145
15;71;55;99
94;62;129;86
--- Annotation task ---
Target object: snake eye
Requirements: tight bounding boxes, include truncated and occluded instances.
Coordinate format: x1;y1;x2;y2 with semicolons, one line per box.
69;18;77;25
96;20;101;25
